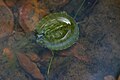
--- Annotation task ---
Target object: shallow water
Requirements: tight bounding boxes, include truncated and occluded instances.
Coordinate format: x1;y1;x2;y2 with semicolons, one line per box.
0;0;120;80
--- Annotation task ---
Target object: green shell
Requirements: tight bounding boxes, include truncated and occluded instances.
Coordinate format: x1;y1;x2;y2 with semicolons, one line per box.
36;12;79;50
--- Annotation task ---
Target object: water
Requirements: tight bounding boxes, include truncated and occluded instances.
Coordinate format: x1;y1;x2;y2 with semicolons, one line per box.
0;0;120;80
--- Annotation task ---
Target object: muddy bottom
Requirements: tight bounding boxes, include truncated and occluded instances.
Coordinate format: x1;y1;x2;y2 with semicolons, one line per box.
0;0;120;80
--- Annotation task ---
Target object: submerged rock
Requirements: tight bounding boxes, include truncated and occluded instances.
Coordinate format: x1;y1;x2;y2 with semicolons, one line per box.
26;52;40;62
104;75;115;80
0;0;14;38
3;48;14;61
60;43;89;62
17;53;44;80
19;0;49;32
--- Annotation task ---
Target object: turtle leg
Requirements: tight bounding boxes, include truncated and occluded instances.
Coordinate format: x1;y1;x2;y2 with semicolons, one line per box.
47;51;54;75
74;0;86;19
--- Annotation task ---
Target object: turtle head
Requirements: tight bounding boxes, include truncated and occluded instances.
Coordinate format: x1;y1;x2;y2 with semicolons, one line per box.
36;33;45;45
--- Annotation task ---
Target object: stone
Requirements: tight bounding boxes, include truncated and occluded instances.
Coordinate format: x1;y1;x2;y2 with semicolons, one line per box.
40;52;52;62
0;0;14;38
26;53;40;62
4;0;17;8
104;75;115;80
19;0;49;32
17;53;44;80
60;43;89;62
3;48;14;61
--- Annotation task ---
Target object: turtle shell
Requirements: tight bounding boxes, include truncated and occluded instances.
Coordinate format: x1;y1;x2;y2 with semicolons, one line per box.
36;12;79;50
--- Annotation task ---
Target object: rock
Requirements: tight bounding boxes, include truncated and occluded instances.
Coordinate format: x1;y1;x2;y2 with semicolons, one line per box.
60;43;89;62
118;76;120;80
26;52;40;62
40;52;52;62
0;0;14;38
3;48;14;60
104;75;115;80
32;68;43;80
19;0;49;32
17;53;44;80
3;0;17;8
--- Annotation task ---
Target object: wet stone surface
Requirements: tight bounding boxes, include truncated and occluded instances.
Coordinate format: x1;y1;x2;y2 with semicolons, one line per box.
19;0;49;32
0;0;14;38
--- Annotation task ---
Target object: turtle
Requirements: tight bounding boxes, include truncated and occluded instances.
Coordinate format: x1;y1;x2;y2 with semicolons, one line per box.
35;0;90;75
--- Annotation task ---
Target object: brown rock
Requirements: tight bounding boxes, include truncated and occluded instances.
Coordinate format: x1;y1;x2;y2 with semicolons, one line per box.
0;0;14;38
19;0;49;32
104;75;115;80
17;53;44;80
4;0;17;8
60;43;89;62
40;52;52;62
32;68;44;80
3;48;14;60
26;53;40;62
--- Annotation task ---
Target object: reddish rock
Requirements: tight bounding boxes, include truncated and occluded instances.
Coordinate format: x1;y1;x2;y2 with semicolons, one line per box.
4;0;17;8
60;43;89;62
32;68;43;80
40;52;52;62
26;53;40;62
19;0;49;32
3;48;14;61
17;53;44;80
0;0;14;38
